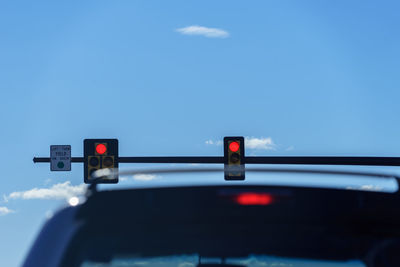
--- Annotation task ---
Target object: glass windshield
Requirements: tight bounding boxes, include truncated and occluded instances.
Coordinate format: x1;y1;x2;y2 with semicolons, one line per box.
82;255;365;267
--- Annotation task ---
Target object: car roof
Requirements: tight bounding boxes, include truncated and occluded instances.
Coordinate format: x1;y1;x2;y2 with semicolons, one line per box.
78;184;400;224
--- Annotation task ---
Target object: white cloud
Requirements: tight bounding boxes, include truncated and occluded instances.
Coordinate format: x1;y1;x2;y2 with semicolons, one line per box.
206;137;276;150
5;181;86;202
133;174;157;181
0;206;14;216
176;25;229;38
245;137;276;150
205;140;222;146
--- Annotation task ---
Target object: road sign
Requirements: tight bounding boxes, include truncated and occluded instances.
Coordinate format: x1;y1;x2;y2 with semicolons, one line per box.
50;145;71;171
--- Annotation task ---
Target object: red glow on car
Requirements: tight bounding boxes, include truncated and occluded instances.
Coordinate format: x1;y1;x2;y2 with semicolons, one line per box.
96;144;107;155
235;193;273;206
229;141;240;152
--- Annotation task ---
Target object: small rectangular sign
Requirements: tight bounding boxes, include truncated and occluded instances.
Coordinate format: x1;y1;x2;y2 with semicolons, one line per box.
50;145;71;171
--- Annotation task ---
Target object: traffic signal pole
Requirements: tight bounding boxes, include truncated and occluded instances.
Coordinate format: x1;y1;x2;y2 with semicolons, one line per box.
33;156;400;166
34;137;400;186
34;157;84;163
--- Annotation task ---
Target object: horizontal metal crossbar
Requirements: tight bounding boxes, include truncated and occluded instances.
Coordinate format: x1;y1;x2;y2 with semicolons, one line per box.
33;156;400;166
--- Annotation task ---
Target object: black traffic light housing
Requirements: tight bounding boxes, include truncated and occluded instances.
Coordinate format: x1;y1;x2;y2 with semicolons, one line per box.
84;139;118;184
224;136;245;180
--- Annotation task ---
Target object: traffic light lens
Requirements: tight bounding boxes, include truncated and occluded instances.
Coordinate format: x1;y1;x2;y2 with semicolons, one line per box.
230;153;240;163
229;141;240;152
103;156;113;167
96;144;107;154
89;157;99;166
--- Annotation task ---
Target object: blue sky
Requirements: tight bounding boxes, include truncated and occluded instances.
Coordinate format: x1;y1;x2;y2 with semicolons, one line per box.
1;1;400;266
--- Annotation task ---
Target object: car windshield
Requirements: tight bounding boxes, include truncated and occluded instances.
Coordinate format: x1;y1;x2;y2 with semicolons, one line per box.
64;213;370;267
81;254;365;267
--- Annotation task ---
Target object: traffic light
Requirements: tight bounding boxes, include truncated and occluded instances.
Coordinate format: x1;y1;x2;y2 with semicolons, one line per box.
224;136;245;180
84;139;118;184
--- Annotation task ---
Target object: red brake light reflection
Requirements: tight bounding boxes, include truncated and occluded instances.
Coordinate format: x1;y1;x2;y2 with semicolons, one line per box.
235;193;273;206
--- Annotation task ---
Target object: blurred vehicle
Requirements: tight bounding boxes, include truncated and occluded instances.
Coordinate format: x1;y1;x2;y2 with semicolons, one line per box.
21;168;400;267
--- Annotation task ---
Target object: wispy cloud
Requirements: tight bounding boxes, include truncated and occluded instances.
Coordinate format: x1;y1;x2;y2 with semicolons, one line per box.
4;181;86;202
133;174;158;181
118;174;160;182
205;140;222;146
206;137;276;150
0;206;14;216
176;25;229;38
245;137;276;150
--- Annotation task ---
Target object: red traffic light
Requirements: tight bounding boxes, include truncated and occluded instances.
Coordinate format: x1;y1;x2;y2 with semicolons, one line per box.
229;141;240;152
96;144;107;155
224;137;245;181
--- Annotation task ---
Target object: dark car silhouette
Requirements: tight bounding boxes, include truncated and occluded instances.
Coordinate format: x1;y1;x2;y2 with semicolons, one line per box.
22;169;400;267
